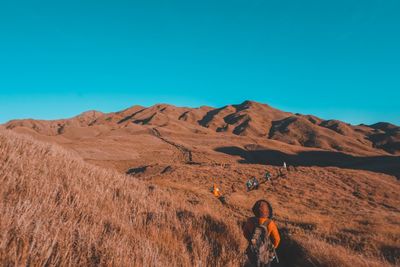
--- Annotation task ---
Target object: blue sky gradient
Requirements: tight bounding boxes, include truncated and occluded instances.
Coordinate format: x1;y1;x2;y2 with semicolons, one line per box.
0;0;399;125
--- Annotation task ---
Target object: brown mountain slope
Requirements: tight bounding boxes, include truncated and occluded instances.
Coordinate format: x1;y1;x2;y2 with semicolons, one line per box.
5;100;399;156
1;127;399;266
268;116;380;155
367;123;400;154
0;128;245;266
2;100;400;265
4;110;104;137
198;101;291;136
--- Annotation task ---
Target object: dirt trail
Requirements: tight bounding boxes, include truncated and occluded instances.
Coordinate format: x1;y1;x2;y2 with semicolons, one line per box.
150;127;193;163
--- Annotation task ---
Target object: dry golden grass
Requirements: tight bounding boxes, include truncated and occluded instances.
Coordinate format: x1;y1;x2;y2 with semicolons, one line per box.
149;162;400;266
295;234;392;267
1;129;399;266
0;129;243;266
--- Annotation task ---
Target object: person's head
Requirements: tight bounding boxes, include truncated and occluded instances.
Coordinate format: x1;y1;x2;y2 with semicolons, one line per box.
252;199;273;218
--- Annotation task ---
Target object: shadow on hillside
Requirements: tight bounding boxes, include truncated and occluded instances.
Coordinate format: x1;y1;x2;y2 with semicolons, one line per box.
198;107;226;127
215;146;400;179
273;228;312;267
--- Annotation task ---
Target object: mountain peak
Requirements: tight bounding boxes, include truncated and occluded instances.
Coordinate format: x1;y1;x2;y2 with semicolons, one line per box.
369;122;399;131
76;110;104;118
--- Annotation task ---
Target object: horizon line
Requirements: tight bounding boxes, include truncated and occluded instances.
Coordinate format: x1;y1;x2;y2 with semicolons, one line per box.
1;99;398;127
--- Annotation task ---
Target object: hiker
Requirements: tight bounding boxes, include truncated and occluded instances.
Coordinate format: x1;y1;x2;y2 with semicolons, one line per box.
246;177;259;191
212;184;221;198
265;171;272;182
252;177;260;189
246;179;253;191
211;184;226;204
283;162;287;170
243;200;280;267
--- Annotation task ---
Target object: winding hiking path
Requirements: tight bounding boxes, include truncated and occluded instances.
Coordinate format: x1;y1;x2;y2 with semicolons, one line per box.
150;127;194;164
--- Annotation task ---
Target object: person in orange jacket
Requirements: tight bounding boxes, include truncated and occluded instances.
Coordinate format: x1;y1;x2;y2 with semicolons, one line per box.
243;199;280;266
212;184;221;198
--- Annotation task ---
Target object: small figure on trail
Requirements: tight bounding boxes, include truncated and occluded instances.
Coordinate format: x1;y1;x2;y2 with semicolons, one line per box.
252;177;259;189
246;177;259;191
246;180;253;191
265;171;272;182
243;200;280;267
283;162;287;170
211;184;226;204
212;184;221;198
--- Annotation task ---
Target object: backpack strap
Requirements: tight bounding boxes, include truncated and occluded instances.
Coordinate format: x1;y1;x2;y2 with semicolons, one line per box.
258;219;271;237
260;219;270;226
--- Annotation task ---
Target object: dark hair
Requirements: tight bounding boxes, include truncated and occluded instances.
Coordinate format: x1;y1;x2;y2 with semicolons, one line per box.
252;199;273;218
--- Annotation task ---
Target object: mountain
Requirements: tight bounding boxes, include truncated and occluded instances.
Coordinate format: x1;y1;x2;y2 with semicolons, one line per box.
5;100;400;156
367;122;400;154
2;101;400;266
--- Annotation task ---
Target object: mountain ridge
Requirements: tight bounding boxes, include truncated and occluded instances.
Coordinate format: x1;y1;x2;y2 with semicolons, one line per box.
4;100;399;156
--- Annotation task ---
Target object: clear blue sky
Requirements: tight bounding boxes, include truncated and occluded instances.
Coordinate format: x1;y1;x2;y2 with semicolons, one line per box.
1;0;399;125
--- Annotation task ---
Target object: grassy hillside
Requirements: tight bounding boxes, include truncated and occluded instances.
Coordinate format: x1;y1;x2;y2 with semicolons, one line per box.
0;129;242;266
0;129;398;266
